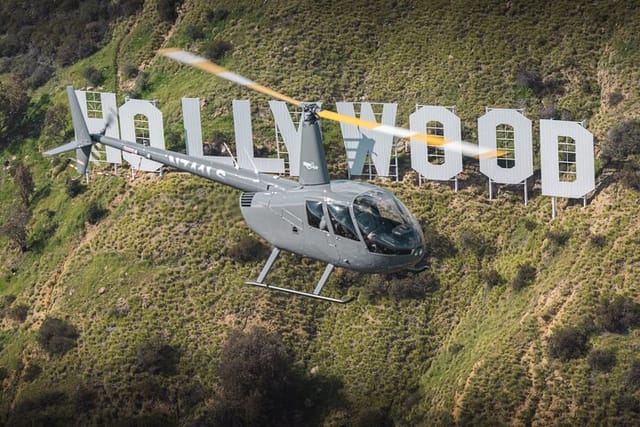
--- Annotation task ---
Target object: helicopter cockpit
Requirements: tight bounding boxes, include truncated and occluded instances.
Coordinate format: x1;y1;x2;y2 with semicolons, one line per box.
352;189;423;255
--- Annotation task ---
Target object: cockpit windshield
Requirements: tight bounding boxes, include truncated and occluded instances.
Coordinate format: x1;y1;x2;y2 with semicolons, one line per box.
353;189;422;255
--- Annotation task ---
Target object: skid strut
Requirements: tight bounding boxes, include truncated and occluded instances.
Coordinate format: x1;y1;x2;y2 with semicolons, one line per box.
246;248;354;303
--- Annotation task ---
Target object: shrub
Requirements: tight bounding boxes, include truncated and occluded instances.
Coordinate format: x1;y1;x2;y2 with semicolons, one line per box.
548;325;590;361
589;233;608;248
7;303;28;322
23;363;42;382
157;0;181;21
86;200;108;225
0;295;16;314
483;269;503;288
620;161;640;191
608;91;624;106
515;67;544;96
0;202;31;252
588;349;616;372
214;327;302;426
203;39;233;62
206;9;230;23
37;317;79;355
596;294;640;334
8;161;34;206
0;75;29;146
135;335;180;376
0;367;8;380
627;360;640;387
546;228;571;246
65;178;86;197
602;120;640;162
185;24;204;41
82;65;104;87
511;262;536;291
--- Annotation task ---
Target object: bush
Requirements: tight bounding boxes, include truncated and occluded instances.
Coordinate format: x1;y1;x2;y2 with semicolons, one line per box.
0;202;31;252
588;349;616;372
0;367;8;380
213;327;304;426
608;91;624;107
203;39;233;62
627;360;640;387
602;120;640;162
546;228;571;246
82;65;104;87
515;67;544;96
548;325;590;361
483;269;503;287
157;0;181;21
619;161;640;191
65;178;86;197
589;233;608;248
511;262;536;291
7;303;28;322
596;294;640;334
135;335;180;376
0;75;29;146
86;200;108;225
37;317;79;355
23;363;42;382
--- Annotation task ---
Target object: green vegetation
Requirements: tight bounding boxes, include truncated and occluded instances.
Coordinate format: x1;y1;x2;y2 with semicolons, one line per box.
1;0;640;425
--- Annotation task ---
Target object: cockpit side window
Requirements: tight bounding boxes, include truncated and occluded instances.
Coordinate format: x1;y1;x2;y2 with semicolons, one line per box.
327;203;359;241
306;200;326;230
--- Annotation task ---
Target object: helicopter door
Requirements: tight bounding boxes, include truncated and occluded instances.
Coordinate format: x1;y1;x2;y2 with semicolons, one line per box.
305;200;338;262
326;202;362;265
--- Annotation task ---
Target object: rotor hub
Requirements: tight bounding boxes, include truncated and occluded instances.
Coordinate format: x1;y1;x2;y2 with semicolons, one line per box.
302;103;321;124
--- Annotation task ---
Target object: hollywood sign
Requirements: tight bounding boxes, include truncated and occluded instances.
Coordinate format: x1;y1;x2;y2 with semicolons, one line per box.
76;90;594;201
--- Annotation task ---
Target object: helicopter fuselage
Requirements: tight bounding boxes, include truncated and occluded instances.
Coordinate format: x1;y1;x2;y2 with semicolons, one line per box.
240;180;425;273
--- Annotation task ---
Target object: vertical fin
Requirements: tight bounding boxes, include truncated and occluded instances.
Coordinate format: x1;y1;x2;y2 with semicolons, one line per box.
66;86;94;174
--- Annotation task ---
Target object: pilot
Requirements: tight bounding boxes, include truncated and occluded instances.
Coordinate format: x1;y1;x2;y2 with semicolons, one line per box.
356;209;379;241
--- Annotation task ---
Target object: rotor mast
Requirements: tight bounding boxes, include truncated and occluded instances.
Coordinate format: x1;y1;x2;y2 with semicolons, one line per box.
299;104;330;186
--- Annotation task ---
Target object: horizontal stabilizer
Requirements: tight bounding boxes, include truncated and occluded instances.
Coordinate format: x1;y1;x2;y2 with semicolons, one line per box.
43;141;87;156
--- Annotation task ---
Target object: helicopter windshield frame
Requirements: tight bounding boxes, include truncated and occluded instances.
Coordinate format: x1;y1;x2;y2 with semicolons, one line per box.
352;189;422;255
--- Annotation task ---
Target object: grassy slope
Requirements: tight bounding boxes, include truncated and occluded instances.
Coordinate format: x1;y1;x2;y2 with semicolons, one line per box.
1;0;640;425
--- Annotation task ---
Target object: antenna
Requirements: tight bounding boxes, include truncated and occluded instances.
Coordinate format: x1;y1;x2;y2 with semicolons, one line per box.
222;141;239;168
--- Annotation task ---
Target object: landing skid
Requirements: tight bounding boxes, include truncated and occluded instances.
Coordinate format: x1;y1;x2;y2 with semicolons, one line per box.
245;248;355;304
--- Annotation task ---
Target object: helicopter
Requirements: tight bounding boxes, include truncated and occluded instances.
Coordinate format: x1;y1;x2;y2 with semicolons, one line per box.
45;49;502;303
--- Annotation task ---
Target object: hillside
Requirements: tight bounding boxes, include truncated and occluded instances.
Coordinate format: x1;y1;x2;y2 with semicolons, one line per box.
1;0;640;425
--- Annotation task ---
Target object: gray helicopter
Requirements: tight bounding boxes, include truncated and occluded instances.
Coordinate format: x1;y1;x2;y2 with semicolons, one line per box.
45;49;501;303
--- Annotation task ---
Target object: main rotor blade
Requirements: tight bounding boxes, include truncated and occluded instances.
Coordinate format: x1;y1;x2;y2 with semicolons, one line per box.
317;110;503;159
159;48;504;159
159;48;302;106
